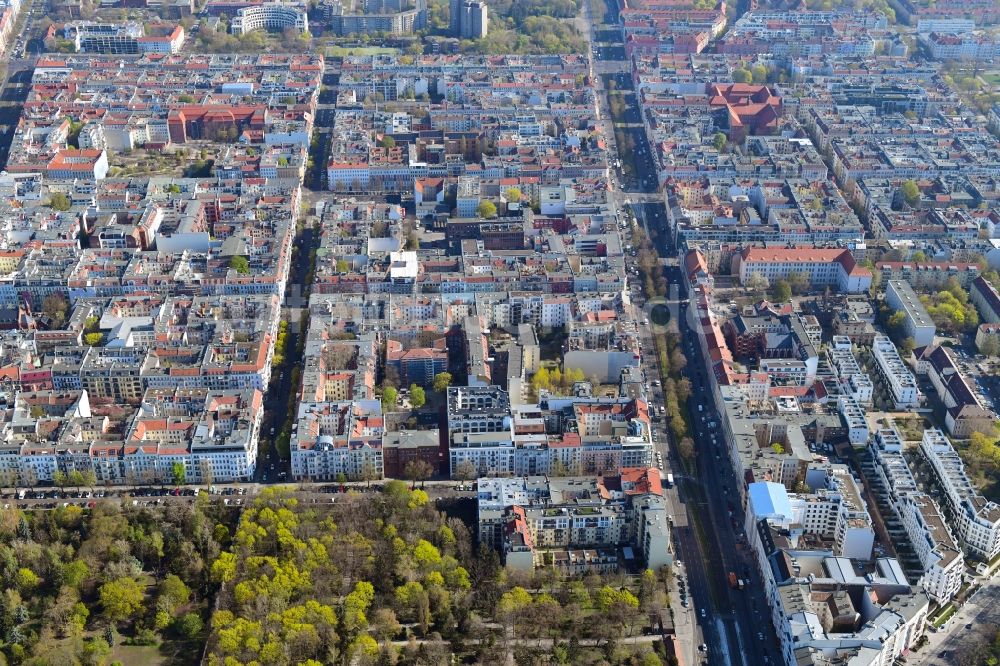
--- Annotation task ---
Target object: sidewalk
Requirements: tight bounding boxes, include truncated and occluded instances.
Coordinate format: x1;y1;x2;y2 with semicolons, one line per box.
669;562;698;666
909;579;999;665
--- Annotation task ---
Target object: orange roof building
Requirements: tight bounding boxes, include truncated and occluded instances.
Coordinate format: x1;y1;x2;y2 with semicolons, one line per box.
734;247;872;294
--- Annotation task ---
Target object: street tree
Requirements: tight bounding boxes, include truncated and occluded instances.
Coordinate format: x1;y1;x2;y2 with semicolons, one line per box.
171;462;186;486
453;460;477;481
403;460;434;489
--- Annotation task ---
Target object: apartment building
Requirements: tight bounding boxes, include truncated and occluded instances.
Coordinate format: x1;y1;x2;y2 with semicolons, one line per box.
921;31;1000;61
382;429;440;478
829;342;873;405
876;261;981;290
837;395;869;447
734;247;872;294
326;0;427;36
0;387;264;486
478;470;671;573
885;280;935;347
289;401;384;481
124;388;264;483
230;2;309;34
385;339;447;387
447;386;515;476
457;0;487;39
870;429;964;604
745;481;929;666
872;428;918;500
920;429;1000;561
871;335;919;409
914;345;994;438
970;275;1000;324
80;347;148;405
800;465;876;560
899;493;964;604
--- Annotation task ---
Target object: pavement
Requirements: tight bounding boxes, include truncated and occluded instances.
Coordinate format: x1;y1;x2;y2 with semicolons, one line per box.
580;3;737;664
674;273;780;666
583;0;775;656
581;1;779;662
255;221;322;484
909;580;1000;665
578;4;709;663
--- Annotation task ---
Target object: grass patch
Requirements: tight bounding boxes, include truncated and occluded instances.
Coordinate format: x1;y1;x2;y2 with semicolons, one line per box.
112;638;206;666
325;46;399;56
930;603;957;628
112;645;166;666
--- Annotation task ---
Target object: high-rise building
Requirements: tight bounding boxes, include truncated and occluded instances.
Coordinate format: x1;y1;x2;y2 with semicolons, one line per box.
456;0;486;39
449;0;461;35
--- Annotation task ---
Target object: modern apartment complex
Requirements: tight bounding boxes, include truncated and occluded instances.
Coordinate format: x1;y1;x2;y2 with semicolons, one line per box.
230;2;309;34
871;429;964;604
871;335;919;409
477;469;671;573
745;481;929;666
920;429;1000;561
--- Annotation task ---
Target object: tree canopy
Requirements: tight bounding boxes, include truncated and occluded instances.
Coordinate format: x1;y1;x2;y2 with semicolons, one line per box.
432;372;453;393
477;200;497;218
900;179;921;207
229;255;250;274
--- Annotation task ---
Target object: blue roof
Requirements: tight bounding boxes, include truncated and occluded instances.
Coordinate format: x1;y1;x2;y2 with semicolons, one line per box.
748;481;792;520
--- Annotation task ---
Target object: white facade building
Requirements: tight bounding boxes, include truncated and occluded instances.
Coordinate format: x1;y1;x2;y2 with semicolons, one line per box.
920;429;1000;561
871;335;919;409
885;280;935;347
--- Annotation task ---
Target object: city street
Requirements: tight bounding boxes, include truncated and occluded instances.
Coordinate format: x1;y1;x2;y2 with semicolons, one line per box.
254;223;319;483
910;581;1000;666
585;0;776;661
673;271;779;666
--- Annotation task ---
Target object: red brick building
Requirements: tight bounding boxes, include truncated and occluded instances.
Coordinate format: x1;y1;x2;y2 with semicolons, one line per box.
167;105;266;144
706;83;782;141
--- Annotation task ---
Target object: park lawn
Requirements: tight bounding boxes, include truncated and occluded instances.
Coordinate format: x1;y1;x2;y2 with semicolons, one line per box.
112;645;167;666
981;71;1000;87
112;639;204;666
